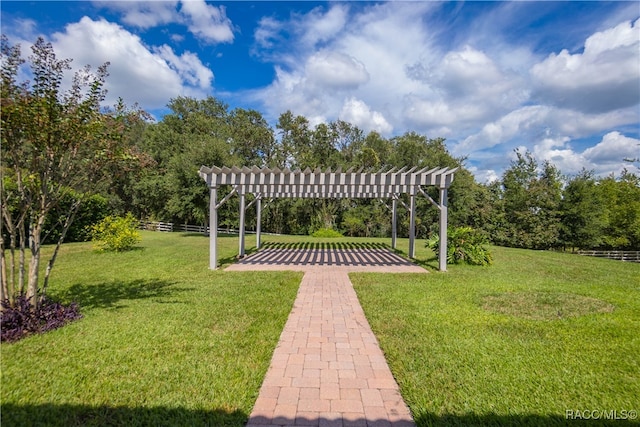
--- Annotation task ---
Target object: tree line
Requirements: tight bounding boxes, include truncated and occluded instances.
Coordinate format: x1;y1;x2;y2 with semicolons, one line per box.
111;97;639;252
1;37;639;305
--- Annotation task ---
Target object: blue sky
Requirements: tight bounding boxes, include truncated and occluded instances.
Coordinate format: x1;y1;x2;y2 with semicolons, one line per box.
2;1;639;181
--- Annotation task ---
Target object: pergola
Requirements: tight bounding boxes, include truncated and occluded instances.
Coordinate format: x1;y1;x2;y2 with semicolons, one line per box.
199;165;457;271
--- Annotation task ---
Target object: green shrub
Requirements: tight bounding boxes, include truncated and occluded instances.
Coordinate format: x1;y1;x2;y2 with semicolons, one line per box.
44;193;109;243
90;213;141;252
427;226;493;266
311;228;344;238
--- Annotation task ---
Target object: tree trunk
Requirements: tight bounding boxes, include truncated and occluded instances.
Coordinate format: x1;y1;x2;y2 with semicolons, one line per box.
26;215;46;307
41;198;82;301
18;220;26;297
0;234;7;305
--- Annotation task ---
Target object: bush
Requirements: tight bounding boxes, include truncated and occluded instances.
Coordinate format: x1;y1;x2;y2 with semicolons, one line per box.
90;213;141;252
1;296;83;343
44;192;110;243
427;226;493;266
311;228;344;238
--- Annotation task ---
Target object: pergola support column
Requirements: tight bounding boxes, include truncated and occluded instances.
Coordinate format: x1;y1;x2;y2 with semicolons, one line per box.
408;193;416;258
238;191;246;258
209;187;218;270
256;196;262;249
391;197;397;249
439;188;448;272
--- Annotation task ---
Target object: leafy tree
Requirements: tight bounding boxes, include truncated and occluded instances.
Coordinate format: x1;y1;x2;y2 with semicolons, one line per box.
499;151;562;249
597;170;640;249
362;131;393;169
134;96;235;225
228;108;276;167
560;170;606;250
276;111;311;169
0;36;141;306
330;120;364;167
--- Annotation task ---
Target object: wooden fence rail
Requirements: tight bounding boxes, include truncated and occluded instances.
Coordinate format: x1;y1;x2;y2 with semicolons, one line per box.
576;250;640;263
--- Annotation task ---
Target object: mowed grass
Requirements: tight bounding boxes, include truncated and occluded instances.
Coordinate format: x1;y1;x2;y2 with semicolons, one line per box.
1;231;302;426
3;231;639;426
351;246;640;426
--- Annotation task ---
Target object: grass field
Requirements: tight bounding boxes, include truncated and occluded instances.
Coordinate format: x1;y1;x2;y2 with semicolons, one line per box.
352;246;640;426
1;231;302;426
2;231;639;426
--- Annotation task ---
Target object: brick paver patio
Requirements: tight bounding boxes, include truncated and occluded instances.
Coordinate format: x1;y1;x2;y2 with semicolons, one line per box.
229;247;424;426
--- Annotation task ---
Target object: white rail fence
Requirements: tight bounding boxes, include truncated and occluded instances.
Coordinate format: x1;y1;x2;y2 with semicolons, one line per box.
139;221;259;235
576;250;640;263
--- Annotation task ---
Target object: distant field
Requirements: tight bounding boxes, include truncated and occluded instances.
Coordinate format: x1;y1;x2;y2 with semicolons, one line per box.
2;231;638;426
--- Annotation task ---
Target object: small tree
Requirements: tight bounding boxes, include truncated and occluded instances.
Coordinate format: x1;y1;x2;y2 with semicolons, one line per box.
0;36;141;307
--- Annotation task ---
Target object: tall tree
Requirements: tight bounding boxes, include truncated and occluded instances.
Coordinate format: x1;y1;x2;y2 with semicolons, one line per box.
1;36;141;306
136;96;234;225
276;111;311;169
597;170;640;249
560;170;606;250
500;151;562;249
228;108;276;167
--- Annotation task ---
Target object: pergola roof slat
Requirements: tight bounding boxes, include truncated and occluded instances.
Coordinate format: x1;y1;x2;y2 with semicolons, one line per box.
199;165;457;199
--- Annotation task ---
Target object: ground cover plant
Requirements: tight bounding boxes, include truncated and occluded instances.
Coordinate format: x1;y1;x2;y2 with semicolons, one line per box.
352;247;640;426
1;231;301;426
1;295;83;343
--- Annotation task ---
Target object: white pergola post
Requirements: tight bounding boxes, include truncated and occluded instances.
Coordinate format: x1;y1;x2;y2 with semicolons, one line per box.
256;196;262;249
238;191;246;258
209;187;218;270
391;197;397;249
439;188;448;272
408;192;416;258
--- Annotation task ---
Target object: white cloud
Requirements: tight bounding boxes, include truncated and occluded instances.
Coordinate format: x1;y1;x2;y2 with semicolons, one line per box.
298;4;349;48
583;132;640;164
306;51;369;90
94;0;233;44
51;17;213;109
154;45;213;90
179;0;234;44
254;16;282;50
531;18;640;113
529;132;640;177
339;97;392;135
93;1;179;29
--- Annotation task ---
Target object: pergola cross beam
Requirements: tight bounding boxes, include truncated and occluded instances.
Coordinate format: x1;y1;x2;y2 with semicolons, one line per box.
199;165;457;271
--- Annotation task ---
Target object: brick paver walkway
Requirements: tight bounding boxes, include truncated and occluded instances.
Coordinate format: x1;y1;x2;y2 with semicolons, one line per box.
230;247;423;427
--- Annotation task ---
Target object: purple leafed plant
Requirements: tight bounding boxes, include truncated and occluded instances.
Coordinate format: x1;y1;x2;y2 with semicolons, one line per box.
1;295;83;343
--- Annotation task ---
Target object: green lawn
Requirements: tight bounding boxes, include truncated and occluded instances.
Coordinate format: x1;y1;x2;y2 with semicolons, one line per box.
2;232;639;426
352;246;640;426
1;231;302;426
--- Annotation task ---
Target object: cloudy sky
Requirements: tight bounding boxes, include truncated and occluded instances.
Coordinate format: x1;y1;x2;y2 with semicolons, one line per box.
2;1;639;181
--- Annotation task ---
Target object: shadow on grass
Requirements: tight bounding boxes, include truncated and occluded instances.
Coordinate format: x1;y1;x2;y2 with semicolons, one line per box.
55;279;183;311
1;403;246;427
414;411;638;426
410;255;440;272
